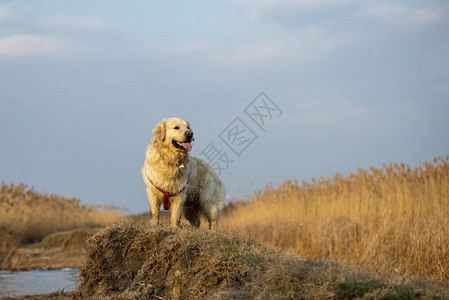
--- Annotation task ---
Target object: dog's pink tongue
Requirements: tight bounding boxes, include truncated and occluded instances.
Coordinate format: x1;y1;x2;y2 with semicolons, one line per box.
182;142;192;152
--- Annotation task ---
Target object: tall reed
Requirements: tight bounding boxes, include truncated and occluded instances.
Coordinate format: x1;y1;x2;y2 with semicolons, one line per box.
221;156;449;284
0;183;123;243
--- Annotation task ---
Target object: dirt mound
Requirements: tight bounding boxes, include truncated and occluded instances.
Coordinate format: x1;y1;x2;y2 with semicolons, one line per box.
2;229;95;270
78;224;254;299
61;230;94;250
77;224;448;299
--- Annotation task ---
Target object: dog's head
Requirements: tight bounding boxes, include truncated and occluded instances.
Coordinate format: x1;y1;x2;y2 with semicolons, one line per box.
153;118;194;153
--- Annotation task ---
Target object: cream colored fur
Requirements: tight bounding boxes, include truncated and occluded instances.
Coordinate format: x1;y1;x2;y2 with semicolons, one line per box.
141;118;225;229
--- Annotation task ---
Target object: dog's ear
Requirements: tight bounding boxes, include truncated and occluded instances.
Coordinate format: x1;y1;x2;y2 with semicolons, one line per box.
153;119;167;141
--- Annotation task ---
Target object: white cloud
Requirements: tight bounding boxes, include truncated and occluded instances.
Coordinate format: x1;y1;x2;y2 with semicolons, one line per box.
294;98;380;127
0;3;13;21
142;27;348;67
145;41;219;55
212;42;286;65
244;0;355;23
41;16;107;30
143;26;349;67
369;6;443;27
0;35;78;57
246;0;353;9
209;27;350;66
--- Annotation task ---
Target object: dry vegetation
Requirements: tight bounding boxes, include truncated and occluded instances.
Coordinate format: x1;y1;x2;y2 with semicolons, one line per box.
76;223;446;299
2;157;448;299
0;182;123;267
220;156;449;286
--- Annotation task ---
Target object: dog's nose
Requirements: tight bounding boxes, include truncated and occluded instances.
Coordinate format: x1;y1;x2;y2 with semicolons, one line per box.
185;130;193;137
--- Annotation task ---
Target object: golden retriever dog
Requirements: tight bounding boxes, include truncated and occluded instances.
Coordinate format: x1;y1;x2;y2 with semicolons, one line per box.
142;117;225;229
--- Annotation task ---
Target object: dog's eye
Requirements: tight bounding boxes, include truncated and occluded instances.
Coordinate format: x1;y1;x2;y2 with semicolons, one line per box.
173;126;180;130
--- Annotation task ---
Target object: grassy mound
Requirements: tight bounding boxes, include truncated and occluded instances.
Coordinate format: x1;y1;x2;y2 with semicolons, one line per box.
77;224;447;299
2;229;97;271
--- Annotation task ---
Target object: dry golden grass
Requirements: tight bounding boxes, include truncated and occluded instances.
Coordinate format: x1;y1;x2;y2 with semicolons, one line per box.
0;182;123;244
220;156;449;285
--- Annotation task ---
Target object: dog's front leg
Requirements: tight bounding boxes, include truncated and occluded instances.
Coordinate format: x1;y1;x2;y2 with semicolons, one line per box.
147;188;160;226
170;194;185;228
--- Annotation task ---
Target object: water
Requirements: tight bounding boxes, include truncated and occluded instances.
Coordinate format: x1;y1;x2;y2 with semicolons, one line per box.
0;268;78;297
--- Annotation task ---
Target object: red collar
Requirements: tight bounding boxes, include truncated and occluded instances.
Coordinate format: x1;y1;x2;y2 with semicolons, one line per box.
146;173;187;210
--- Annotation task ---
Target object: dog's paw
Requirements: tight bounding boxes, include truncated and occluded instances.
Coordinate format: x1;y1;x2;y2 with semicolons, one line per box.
149;220;159;227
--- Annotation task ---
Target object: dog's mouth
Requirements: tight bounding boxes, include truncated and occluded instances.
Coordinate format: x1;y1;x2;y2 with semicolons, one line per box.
172;140;192;152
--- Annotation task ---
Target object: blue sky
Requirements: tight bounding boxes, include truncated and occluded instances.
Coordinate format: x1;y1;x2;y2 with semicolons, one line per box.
1;0;448;213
